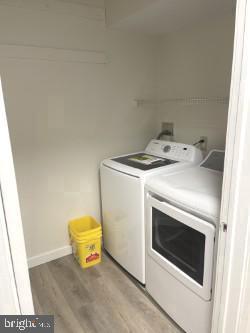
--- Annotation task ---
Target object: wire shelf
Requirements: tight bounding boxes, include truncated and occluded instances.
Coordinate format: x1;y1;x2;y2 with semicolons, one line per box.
135;96;229;107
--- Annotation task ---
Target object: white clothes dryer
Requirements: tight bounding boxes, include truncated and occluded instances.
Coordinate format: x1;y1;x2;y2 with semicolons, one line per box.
145;150;224;333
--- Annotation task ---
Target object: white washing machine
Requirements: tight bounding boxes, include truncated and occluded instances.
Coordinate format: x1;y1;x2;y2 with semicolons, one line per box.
145;150;224;333
100;140;202;284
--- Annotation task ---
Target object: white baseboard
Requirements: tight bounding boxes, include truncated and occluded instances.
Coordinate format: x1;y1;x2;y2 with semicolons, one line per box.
28;245;72;268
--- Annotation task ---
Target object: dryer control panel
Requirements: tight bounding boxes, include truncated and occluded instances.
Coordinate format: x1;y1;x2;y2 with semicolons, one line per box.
145;140;202;163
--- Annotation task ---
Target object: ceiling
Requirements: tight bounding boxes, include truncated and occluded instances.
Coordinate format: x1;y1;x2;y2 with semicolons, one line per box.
105;0;236;35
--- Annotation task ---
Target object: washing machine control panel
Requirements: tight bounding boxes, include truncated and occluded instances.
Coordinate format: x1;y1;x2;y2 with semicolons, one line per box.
145;140;202;163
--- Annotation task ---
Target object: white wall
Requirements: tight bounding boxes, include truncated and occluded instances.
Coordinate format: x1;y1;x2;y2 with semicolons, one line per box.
105;0;156;26
0;1;235;263
0;0;157;260
156;14;235;152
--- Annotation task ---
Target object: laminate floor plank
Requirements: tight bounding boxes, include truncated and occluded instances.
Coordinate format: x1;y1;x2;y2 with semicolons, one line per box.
30;264;87;333
96;255;179;333
30;253;182;333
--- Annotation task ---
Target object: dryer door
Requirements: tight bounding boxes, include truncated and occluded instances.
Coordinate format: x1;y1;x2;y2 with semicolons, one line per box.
146;194;215;301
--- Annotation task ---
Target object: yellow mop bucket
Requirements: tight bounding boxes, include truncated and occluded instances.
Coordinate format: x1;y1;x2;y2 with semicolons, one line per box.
69;216;102;268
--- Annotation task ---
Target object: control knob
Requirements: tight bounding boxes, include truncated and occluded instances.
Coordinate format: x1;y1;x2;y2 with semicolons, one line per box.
163;145;171;153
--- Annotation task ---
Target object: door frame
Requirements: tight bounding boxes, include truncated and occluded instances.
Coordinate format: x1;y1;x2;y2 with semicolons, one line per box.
0;78;34;314
211;0;250;331
0;186;20;313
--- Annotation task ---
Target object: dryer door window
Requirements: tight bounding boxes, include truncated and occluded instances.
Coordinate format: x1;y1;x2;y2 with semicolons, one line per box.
152;207;205;285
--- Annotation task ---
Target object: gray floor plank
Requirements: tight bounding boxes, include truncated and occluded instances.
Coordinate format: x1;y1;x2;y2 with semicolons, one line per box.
30;253;182;333
30;264;87;333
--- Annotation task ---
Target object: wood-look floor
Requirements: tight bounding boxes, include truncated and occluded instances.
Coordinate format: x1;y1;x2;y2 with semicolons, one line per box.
30;253;182;333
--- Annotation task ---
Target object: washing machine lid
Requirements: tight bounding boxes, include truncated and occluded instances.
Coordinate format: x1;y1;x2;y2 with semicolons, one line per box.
101;140;203;177
112;153;178;171
146;150;225;224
